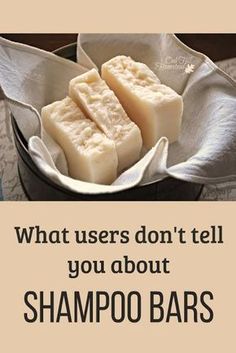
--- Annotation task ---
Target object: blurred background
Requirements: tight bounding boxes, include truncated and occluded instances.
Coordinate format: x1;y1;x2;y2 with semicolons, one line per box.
0;34;236;61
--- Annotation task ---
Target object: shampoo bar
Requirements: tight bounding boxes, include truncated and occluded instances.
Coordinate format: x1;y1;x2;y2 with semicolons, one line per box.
69;69;142;172
102;56;183;149
41;97;118;184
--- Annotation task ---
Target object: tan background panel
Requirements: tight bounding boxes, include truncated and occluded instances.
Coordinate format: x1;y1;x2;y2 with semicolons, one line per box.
0;202;235;352
0;0;236;32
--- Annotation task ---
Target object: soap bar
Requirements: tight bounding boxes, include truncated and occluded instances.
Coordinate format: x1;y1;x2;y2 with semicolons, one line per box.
69;69;142;172
101;56;183;149
41;97;118;185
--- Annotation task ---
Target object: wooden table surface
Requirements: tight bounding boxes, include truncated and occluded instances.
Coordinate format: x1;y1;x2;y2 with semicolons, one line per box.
0;34;236;62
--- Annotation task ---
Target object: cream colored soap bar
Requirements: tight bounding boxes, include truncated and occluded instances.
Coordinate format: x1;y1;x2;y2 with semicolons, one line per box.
41;97;118;184
101;56;183;149
69;69;142;172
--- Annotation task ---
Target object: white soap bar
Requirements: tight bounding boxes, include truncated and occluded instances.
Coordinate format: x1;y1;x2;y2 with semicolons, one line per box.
41;97;118;185
69;69;142;172
101;56;183;149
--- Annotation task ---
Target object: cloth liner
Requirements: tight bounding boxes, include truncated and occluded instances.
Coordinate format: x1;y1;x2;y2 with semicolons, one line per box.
0;34;235;195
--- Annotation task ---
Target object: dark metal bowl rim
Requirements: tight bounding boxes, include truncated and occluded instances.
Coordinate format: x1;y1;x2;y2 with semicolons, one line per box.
12;41;202;197
12;115;175;197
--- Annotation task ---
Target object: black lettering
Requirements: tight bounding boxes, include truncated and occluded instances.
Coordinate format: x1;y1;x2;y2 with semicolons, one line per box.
111;292;125;323
109;230;120;244
39;291;54;322
24;291;38;323
135;225;147;244
111;260;122;273
166;292;182;322
150;291;164;322
75;230;87;244
127;292;142;323
184;291;198;322
88;230;98;244
120;230;130;244
68;260;79;278
96;291;109;322
74;291;93;322
200;291;214;323
56;292;72;322
15;226;35;244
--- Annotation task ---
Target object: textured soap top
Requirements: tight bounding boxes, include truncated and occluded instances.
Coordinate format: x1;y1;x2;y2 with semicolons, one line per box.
102;56;180;103
42;97;114;156
69;69;139;143
102;55;183;148
41;97;118;184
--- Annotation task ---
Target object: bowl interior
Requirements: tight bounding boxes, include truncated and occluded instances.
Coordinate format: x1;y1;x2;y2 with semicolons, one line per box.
11;42;203;201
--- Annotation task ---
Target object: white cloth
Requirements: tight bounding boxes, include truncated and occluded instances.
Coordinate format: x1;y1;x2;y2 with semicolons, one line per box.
0;34;236;196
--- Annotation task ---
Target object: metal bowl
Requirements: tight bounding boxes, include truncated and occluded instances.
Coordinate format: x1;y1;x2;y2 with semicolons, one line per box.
11;43;203;201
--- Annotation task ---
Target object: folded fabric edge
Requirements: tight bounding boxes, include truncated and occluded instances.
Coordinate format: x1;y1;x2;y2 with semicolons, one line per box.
77;34;98;70
167;170;236;184
2;92;42;137
2;34;235;190
0;36;89;73
28;136;168;195
172;34;236;89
